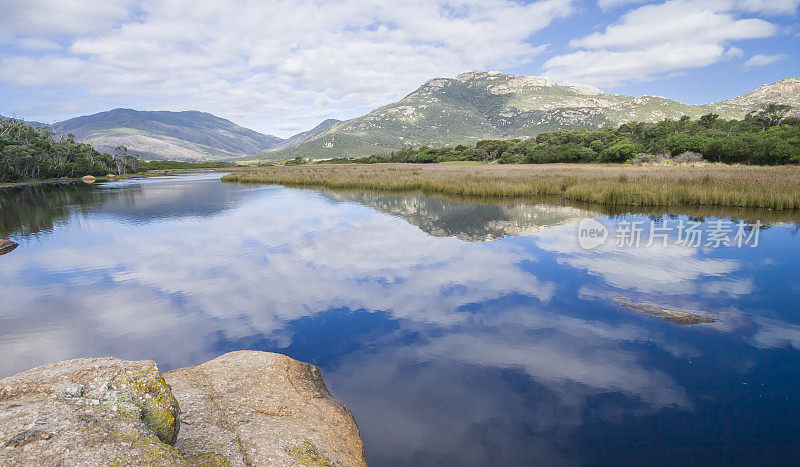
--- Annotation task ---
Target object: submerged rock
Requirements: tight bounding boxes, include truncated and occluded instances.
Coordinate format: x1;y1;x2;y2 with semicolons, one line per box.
164;350;366;466
0;239;17;256
0;357;182;465
0;351;365;466
614;296;716;325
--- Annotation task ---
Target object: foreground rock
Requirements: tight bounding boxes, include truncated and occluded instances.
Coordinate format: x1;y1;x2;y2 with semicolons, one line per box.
164;351;366;466
0;357;182;465
1;351;366;466
0;239;17;256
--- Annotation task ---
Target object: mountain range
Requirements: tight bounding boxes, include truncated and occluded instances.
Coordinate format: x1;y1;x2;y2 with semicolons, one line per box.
268;71;800;160
8;72;799;161
48;109;283;161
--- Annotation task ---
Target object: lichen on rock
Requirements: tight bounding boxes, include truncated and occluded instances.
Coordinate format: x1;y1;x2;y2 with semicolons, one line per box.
0;357;182;465
0;351;365;466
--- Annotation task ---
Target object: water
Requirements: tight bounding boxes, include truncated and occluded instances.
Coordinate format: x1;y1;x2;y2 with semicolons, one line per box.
2;173;800;465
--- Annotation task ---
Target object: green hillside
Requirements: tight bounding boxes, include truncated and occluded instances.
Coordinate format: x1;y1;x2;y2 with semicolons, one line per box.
265;72;800;160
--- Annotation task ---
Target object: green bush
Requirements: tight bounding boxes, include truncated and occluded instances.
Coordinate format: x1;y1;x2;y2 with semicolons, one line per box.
666;134;712;155
599;138;641;162
0;118;139;182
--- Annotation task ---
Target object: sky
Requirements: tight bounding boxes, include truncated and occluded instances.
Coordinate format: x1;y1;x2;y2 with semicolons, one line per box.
0;0;798;137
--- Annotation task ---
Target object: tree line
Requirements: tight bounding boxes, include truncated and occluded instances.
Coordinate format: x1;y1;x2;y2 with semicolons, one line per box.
321;104;799;166
0;118;139;182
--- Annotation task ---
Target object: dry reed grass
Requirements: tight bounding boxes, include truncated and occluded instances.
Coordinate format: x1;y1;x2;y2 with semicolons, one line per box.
221;163;800;210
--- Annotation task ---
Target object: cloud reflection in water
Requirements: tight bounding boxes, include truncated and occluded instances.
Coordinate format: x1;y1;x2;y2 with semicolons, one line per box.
2;174;800;465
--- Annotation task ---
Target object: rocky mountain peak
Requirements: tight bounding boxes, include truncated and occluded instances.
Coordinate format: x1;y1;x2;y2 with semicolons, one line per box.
752;78;800;100
728;78;800;106
569;84;605;96
453;70;604;96
455;70;504;81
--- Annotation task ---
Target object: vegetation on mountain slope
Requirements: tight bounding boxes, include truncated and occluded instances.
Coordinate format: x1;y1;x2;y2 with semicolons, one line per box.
312;107;799;166
265;72;800;160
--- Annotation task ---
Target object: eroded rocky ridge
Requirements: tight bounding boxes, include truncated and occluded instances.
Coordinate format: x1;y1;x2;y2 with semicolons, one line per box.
0;351;366;466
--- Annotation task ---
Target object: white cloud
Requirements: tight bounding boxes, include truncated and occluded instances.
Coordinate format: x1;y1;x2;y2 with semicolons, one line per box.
543;44;731;87
0;0;574;135
736;0;800;15
13;38;63;51
725;46;746;58
544;0;782;86
572;3;775;50
597;0;648;10
0;0;137;40
742;53;789;69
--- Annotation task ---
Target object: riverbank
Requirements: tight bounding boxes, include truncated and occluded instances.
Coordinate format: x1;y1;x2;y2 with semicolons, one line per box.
222;163;800;210
0;169;217;189
0;351;366;465
0;175;117;189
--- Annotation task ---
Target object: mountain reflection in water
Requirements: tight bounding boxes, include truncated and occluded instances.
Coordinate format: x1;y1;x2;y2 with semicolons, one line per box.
2;173;800;466
324;191;596;241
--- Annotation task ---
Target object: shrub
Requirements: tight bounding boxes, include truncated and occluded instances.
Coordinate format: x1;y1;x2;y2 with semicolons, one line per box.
673;151;705;163
599;138;641;162
628;153;669;164
666;134;712;156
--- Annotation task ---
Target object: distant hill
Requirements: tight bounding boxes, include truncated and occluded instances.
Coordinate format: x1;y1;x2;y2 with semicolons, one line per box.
51;109;283;161
269;119;341;151
265;72;800;160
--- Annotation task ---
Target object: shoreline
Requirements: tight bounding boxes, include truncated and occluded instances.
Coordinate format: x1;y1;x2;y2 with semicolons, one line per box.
221;163;800;210
303;186;800;225
0;169;219;189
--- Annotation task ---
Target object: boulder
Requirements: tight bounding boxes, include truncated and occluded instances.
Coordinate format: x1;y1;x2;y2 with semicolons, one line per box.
82;175;96;183
0;357;182;465
0;239;17;256
0;351;366;466
164;351;366;466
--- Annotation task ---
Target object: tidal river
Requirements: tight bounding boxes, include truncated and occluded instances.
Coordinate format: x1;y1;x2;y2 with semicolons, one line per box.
2;173;799;465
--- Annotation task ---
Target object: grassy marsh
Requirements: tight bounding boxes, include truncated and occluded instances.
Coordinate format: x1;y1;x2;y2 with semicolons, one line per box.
221;163;800;210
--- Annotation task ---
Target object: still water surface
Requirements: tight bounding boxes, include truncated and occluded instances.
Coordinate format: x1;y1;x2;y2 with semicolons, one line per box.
2;173;800;465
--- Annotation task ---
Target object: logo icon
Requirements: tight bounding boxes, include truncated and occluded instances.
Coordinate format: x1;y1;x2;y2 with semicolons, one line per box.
577;218;608;250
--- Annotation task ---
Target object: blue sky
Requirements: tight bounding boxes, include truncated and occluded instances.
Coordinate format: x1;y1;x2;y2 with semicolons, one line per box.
0;0;797;137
